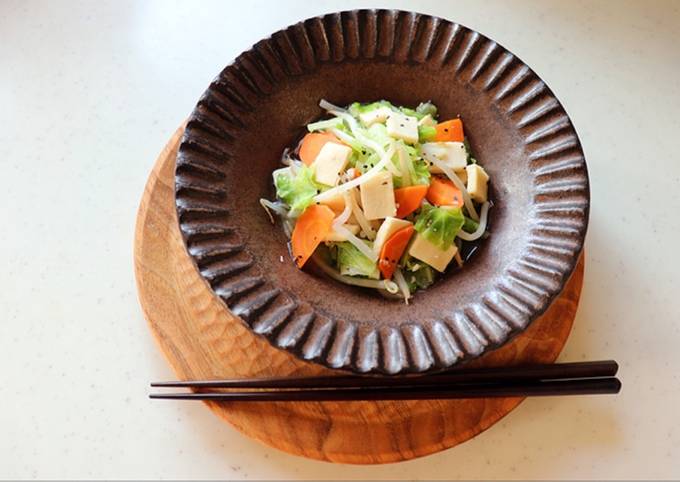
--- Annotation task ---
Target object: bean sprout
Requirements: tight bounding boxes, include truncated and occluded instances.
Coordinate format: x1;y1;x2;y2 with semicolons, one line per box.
311;252;398;293
456;202;490;241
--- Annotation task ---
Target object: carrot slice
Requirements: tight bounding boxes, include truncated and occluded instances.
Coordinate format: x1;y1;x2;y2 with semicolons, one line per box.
426;177;464;208
434;119;464;142
298;132;344;166
394;185;429;218
291;204;335;268
378;225;415;280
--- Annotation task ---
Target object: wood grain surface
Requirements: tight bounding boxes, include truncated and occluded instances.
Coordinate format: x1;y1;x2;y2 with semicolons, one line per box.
134;126;585;464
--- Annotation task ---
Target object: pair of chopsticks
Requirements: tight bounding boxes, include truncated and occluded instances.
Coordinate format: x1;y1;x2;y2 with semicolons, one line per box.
149;360;621;401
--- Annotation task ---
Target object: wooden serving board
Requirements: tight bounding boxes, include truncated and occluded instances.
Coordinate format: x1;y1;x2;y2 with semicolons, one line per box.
134;126;584;464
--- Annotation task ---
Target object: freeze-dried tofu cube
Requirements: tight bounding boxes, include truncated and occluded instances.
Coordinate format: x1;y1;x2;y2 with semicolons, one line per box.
359;171;397;220
466;164;490;203
312;142;352;186
421;142;467;173
386;112;419;144
408;234;458;273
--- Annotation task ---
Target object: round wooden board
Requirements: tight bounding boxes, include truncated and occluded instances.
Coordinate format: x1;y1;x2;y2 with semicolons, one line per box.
134;126;585;464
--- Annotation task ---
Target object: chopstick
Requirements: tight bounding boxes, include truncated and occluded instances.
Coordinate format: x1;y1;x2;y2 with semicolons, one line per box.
151;360;618;389
150;378;621;401
149;360;621;401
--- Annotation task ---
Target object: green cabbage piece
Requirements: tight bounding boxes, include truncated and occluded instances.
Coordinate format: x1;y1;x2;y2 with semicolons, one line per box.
463;138;477;164
398;106;420;118
353;148;381;174
317;242;338;264
418;125;436;142
307;117;344;132
274;166;323;216
402;254;436;291
462;216;479;234
410;159;431;185
409;263;436;289
414;204;465;250
348;100;396;118
415;101;438;118
349;123;396;175
344;122;394;174
336;242;379;279
392;141;430;188
399;101;437;120
337;130;364;152
347;100;438;122
366;123;393;149
348;100;437;122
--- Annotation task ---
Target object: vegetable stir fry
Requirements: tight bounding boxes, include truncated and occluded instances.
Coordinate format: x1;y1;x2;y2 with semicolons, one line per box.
260;99;491;302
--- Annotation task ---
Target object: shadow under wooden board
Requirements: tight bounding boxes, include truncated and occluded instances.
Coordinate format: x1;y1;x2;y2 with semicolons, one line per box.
135;126;585;464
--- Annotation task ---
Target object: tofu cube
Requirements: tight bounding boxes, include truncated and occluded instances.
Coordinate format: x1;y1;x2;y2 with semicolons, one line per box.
319;190;346;214
455;168;467;185
466;164;489;203
372;217;413;254
420;142;446;163
418;114;437;127
360;171;396;220
324;224;360;242
408;233;458;273
359;107;392;127
312;142;352;186
421;142;467;173
386;112;419;144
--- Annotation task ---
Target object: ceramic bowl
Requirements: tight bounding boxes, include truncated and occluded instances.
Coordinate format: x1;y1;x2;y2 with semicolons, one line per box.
174;9;589;374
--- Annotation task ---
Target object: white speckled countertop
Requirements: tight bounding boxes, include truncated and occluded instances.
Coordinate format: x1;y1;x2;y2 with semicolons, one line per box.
2;0;679;479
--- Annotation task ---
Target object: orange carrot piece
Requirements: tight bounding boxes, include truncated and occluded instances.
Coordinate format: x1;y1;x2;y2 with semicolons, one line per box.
378;225;415;280
426;177;464;208
291;204;335;268
298;132;344;166
434;119;464;142
394;185;429;218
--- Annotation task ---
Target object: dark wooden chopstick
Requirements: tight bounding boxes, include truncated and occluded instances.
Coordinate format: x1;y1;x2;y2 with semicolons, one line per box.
151;360;618;389
149;377;621;401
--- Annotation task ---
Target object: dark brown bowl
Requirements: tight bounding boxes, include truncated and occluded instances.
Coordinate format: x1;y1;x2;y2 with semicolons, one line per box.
174;9;589;374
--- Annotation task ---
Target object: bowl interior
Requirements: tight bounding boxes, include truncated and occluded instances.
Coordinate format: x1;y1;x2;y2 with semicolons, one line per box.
227;62;528;325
